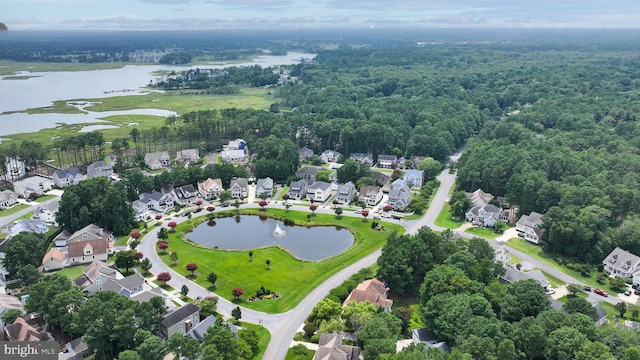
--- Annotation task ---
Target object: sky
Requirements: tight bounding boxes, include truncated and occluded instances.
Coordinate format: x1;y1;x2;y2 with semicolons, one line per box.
2;0;640;31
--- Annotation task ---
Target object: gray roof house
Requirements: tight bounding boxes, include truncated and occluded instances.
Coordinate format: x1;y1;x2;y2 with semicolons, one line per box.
412;328;451;353
464;189;502;227
299;147;314;163
377;154;397;169
388;181;411;211
0;190;18;210
499;267;551;289
186;315;239;342
230;178;248;199
516;212;545;244
404;169;424;189
101;273;145;299
602;247;640;278
52;167;83;188
176;149;200;164
295;166;322;181
350;152;374;166
359;185;383;206
87;160;114;179
138;191;174;212
593;303;608;326
12;176;52;198
256;177;274;198
7;218;48;238
313;333;361;360
160;303;200;339
287;179;311;200
320;149;342;163
74;261;122;296
144;151;170;170
171;184;200;206
307;181;332;203
335;181;357;205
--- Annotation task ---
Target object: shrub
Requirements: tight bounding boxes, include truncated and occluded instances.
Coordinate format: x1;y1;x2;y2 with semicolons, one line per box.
130;231;142;239
310;334;320;343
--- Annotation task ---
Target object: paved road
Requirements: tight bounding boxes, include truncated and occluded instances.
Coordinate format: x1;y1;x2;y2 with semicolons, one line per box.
0;197;60;228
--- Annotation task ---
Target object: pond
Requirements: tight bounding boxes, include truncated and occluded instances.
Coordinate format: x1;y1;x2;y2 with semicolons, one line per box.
186;216;354;261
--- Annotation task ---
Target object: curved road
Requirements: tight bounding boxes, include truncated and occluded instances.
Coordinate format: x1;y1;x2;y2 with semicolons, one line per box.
140;147;618;359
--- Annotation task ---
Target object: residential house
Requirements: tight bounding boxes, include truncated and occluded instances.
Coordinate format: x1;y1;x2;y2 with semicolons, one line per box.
86;160;114;179
171;184;200;206
74;261;123;296
298;147;314;163
404;169;424;189
350;152;374;166
359;186;383;206
516;212;544;244
4;316;52;342
52;167;83;188
101;273;145;299
13;176;52;198
410;155;427;169
464;189;503;227
313;333;361;360
187;315;238;342
220;149;247;163
320;149;342;163
197;178;223;200
412;328;451;353
295;166;322;181
343;278;393;312
388;180;412;211
602;247;640;278
256;177;274;198
592;303;608;326
287;179;310;200
225;139;246;151
306;181;332;203
229;178;248;199
0;190;18;209
32;202;58;225
396;156;407;169
66;237;110;266
41;248;65;271
160;303;201;339
370;171;391;192
499;267;551;290
52;230;72;247
138;191;174;212
144;151;170;170
61;337;89;360
377;154;397;169
6;219;48;238
63;224;114;245
175;149;200;164
132;200;150;221
0;294;22;333
5;157;26;181
335;182;357;205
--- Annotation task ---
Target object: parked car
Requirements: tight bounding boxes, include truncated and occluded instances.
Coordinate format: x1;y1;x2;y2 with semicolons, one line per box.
634;290;640;295
594;289;609;297
545;288;556;295
194;208;202;213
583;286;592;292
625;289;632;296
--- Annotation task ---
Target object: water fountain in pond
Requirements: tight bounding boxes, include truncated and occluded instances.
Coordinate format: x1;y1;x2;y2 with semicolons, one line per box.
273;224;287;238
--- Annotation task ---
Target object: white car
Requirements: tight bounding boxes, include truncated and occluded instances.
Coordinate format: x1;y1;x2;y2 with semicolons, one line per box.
545;288;556;295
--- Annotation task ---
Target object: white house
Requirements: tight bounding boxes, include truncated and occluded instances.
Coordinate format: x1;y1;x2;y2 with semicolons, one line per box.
335;182;357;205
388;181;412;211
221;149;247;163
377;154;397;169
131;200;150;221
404;169;424;189
0;190;18;209
287;179;310;200
5;158;26;181
298;147;314;163
256;177;274;198
225;139;246;151
359;186;383;206
464;189;503;227
32;202;58;226
197;178;223;200
603;247;640;279
171;184;200;206
138;191;174;212
52;167;83;188
306;181;332;203
175;149;200;164
144;152;170;170
42;248;65;271
320;149;342;163
229;178;248;199
86;160;114;179
7;219;48;238
516;212;544;244
350;153;374;166
13;176;52;198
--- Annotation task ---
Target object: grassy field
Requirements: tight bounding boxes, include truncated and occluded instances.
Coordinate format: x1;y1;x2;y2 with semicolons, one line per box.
34;194;58;203
465;226;502;239
156;209;403;313
0;61;132;75
433;203;463;229
0;204;31;217
285;347;315;360
541;271;566;288
51;265;86;280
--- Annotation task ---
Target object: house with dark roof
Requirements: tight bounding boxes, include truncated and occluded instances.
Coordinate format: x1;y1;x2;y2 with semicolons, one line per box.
230;178;248;199
53;167;83;188
307;181;332;203
256;177;274;198
87;160;114;179
464;189;504;227
295;166;322;181
313;333;361;360
0;190;18;210
603;247;640;278
498;267;551;289
4;316;52;342
350;153;374;166
175;149;200;164
516;211;545;244
359;185;383;206
160;303;200;339
186;315;239;342
62;224;114;246
412;328;451;353
343;278;392;312
171;184;200;206
593;303;608;326
299;147;314;163
198;178;223;200
335;182;357;205
60;337;89;360
138;191;174;212
377;154;397;169
287;179;310;200
0;294;23;333
101;273;145;299
66;237;111;266
74;261;122;296
144;151;170;170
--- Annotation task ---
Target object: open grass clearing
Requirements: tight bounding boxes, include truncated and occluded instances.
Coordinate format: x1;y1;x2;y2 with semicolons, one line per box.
155;208;403;313
0;203;31;217
540;270;566;288
465;226;502;239
285;347;315;360
51;265;86;280
433;203;463;229
34;194;58;203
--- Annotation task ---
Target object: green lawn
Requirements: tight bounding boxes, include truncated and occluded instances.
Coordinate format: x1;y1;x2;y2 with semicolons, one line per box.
285;347;315;360
540;271;566;288
241;322;271;360
154;209;404;313
433;203;463;229
153;280;175;291
51;265;86;280
114;235;130;247
0;204;31;217
465;226;502;239
35;194;58;203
